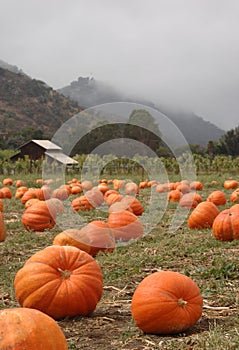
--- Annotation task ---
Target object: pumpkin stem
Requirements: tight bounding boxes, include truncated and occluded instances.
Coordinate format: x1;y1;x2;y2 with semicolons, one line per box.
178;298;188;307
57;268;71;279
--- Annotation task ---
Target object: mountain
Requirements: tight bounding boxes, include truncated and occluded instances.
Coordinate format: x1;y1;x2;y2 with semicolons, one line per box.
58;77;225;146
0;66;82;148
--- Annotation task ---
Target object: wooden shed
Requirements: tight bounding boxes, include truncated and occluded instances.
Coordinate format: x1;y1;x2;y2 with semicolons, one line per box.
10;139;78;166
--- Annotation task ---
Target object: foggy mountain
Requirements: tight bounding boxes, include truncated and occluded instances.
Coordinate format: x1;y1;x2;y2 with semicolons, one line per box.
58;76;225;146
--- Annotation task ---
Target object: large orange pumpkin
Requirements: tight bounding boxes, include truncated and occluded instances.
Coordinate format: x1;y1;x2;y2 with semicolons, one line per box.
108;206;144;242
0;211;6;242
179;192;203;209
131;270;203;334
212;207;239;241
0;307;68;349
53;221;115;256
207;190;227;206
188;201;220;229
22;199;58;231
14;245;103;319
223;179;238;189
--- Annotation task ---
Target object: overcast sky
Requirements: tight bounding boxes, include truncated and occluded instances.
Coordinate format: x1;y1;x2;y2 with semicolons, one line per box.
1;0;239;131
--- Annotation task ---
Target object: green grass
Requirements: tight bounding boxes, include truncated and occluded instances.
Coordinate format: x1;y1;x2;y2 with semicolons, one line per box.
0;173;239;349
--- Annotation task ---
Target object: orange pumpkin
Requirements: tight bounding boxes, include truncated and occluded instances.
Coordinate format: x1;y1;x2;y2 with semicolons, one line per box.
212;206;239;241
14;245;103;319
0;307;68;349
179;192;203;209
2;178;13;186
0;187;12;199
0;198;3;211
22;200;57;231
108;206;144;242
53;221;115;256
0;211;6;242
15;186;28;199
223;179;239;189
121;195;144;216
188;201;220;229
131;270;203;334
189;181;203;191
207;190;227;206
15;179;24;187
124;182;139;195
230;189;239;203
167;189;182;202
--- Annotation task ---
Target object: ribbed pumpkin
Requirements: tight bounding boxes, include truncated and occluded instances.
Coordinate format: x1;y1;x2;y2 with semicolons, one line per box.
108;206;144;242
188;201;220;229
230;189;239;203
121;195;144;216
0;187;12;199
0;211;6;242
3;178;13;186
212;207;239;241
53;221;115;256
131;270;203;334
167;189;182;202
0;198;3;212
124;182;139;195
223;179;239;189
14;245;103;319
22;199;57;231
0;307;68;349
179;192;203;209
207;190;227;206
189;181;203;191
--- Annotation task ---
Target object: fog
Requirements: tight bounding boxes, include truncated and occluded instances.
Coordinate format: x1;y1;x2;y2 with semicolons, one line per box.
1;0;239;130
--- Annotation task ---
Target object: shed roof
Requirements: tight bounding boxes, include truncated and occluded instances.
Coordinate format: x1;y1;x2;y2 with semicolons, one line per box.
45;151;78;165
31;140;62;150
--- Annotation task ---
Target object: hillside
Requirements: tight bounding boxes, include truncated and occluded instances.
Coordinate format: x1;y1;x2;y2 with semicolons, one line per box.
0;67;82;148
58;77;225;146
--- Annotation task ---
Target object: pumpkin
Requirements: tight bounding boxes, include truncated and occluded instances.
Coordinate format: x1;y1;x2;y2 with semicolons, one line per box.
22;199;58;231
230;189;239;203
72;195;94;211
3;178;13;186
15;186;28;199
81;180;93;191
131;270;203;334
175;183;190;194
188;201;220;229
179;192;203;209
53;221;115;256
124;182;139;195
0;211;6;242
98;182;109;194
104;191;123;206
0;198;3;212
223;179;239;189
190;181;203;191
24;198;41;209
113;179;125;190
155;183;170;193
70;184;83;195
212;207;239;241
21;188;38;204
167;189;182;202
0;307;68;349
14;245;103;319
52;187;69;200
108;206;144;242
0;187;12;199
121;195;144;215
15;179;24;187
207;190;227;206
